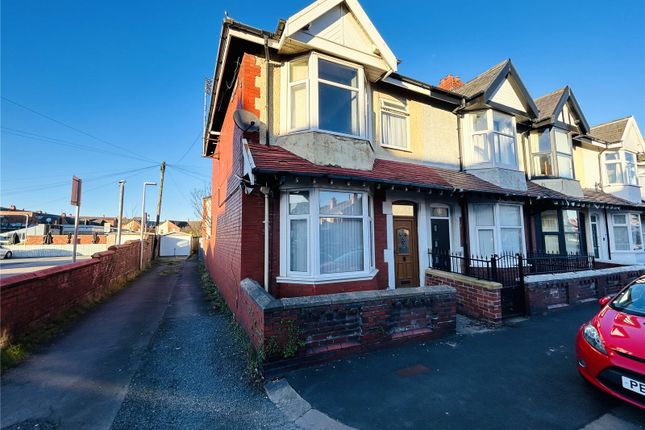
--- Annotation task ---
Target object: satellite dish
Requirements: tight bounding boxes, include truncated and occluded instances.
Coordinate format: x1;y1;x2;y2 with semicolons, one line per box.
233;109;260;133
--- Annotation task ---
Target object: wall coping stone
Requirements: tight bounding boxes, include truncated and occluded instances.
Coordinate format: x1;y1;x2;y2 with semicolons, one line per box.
524;265;645;284
425;268;502;290
241;278;456;312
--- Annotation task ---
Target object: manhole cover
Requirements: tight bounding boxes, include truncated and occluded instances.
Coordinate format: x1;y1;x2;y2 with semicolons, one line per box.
395;363;430;377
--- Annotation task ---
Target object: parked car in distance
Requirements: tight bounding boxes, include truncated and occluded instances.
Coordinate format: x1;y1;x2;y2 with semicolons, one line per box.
576;276;645;409
0;245;13;259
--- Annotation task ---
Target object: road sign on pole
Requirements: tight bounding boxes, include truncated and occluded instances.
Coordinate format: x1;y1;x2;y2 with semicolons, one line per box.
71;176;82;263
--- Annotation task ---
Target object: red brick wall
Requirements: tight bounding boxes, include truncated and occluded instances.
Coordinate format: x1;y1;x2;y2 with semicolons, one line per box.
0;239;153;344
238;279;456;374
202;53;263;337
524;267;645;314
425;269;503;325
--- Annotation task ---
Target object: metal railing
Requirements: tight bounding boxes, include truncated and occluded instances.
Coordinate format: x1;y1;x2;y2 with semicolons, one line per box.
428;248;595;286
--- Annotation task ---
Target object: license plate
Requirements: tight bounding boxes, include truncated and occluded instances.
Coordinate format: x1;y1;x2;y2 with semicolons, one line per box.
621;376;645;396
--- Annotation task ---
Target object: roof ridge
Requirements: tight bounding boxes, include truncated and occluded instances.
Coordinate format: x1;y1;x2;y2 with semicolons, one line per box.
591;116;632;129
535;86;567;101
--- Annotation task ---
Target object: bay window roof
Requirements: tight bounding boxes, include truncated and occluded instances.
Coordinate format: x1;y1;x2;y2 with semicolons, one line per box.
534;86;590;133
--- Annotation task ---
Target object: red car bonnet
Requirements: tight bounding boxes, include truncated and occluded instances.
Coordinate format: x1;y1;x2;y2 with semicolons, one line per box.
594;306;645;359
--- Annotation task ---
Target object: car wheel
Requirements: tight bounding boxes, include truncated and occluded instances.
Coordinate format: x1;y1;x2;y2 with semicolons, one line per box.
5;251;12;259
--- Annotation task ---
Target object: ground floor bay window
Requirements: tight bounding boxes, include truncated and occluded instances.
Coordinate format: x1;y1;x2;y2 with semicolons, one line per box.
469;203;525;257
609;212;643;252
535;209;584;255
279;188;375;282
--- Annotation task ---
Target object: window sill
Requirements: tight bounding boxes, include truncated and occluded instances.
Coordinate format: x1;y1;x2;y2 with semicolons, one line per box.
380;144;412;153
284;128;369;142
276;268;379;285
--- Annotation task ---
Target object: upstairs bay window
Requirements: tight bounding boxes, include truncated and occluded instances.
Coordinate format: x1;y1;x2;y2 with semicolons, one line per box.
468;110;518;169
286;54;366;138
605;151;638;185
531;128;573;179
282;188;375;281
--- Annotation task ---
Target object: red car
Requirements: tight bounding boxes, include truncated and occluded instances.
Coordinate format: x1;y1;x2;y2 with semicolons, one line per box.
576;276;645;409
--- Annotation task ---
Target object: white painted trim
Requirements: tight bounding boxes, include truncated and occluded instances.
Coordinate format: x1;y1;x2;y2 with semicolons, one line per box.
276;268;378;285
278;0;397;73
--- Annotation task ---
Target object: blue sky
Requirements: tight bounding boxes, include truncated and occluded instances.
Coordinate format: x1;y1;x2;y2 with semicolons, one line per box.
2;0;644;220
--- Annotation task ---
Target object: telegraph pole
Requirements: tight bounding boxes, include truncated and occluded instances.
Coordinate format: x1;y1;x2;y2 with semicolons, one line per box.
155;161;166;231
116;180;125;245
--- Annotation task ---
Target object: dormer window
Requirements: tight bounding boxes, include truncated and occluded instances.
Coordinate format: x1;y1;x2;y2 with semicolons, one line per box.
530;128;573;179
604;151;638;185
467;110;518;169
285;53;366;138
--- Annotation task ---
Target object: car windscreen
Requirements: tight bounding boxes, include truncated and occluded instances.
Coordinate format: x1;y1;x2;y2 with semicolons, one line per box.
610;280;645;317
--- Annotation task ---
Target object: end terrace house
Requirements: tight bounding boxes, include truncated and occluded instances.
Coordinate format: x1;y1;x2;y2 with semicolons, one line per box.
201;0;645;348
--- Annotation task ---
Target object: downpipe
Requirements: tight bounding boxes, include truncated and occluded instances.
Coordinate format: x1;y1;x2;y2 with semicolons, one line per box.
261;184;270;292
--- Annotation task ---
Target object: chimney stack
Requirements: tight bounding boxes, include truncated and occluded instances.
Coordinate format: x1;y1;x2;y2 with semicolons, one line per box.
438;74;464;91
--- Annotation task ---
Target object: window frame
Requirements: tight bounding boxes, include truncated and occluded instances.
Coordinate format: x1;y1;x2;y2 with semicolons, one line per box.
465;110;519;170
536;209;583;255
283;53;367;139
279;186;376;283
380;99;410;151
469;203;526;257
604;150;639;186
609;212;643;253
530;127;574;179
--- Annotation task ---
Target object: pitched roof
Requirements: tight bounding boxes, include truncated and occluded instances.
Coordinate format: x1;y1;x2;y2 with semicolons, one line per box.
249;143;452;190
589;117;630;143
581;188;641;207
453;60;509;99
535;87;567;122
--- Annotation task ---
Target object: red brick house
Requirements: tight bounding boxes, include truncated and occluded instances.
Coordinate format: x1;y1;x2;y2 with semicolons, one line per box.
201;0;645;328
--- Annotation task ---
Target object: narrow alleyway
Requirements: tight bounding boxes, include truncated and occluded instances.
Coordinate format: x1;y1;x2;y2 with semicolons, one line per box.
1;257;294;430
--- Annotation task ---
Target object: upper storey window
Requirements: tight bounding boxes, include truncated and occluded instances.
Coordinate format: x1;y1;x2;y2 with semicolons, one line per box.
467;110;518;169
605;151;638;186
380;99;409;151
530;128;573;179
286;53;366;138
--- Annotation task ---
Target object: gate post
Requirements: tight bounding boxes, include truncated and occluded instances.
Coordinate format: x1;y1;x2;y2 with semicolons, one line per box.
490;254;498;282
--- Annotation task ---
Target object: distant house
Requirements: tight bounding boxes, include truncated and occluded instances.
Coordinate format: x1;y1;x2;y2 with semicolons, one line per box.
158;220;202;236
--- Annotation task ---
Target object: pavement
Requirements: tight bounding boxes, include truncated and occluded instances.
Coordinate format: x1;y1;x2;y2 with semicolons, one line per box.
0;256;91;279
1;257;294;430
285;304;645;430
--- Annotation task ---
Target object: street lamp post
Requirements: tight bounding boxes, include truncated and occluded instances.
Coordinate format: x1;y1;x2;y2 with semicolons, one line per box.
140;181;157;270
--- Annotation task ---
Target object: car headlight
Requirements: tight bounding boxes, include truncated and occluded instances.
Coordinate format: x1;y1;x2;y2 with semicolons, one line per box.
583;323;607;355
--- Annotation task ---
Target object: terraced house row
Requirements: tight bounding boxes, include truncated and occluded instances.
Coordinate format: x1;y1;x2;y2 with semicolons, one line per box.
201;0;645;326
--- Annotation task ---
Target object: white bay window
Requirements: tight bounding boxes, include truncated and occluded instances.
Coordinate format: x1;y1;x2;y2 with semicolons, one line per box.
281;188;375;281
470;203;525;257
530;128;573;179
604;151;638;186
466;110;518;169
610;213;643;252
285;53;366;138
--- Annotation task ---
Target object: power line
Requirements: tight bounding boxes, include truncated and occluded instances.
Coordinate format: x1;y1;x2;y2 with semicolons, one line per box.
2;165;158;195
1;96;158;164
167;164;210;182
174;131;201;165
2;127;155;164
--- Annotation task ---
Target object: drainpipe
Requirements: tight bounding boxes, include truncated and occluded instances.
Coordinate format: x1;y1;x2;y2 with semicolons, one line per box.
604;207;612;261
263;35;271;146
453;99;466;171
261;184;270;292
